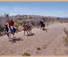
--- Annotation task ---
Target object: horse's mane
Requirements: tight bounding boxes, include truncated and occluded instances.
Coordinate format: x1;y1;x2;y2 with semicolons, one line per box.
5;25;9;32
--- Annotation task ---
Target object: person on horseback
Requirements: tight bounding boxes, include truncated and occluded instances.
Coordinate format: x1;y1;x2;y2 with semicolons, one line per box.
40;21;45;30
8;19;14;33
40;21;45;27
23;20;33;35
26;20;30;28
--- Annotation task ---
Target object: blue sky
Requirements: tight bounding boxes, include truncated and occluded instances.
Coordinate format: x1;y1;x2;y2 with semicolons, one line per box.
0;1;68;17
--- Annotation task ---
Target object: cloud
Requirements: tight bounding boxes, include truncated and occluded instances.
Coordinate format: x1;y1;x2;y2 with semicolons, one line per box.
9;13;17;16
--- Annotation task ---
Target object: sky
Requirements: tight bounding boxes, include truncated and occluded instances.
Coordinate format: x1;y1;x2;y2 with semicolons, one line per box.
0;1;68;17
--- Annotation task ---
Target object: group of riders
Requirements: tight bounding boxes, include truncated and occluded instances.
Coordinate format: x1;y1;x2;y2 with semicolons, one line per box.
4;19;45;41
5;19;45;34
5;19;31;33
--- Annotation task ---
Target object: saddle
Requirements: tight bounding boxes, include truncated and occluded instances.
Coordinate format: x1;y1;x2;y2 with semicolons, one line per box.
5;25;16;33
26;25;31;28
9;26;16;33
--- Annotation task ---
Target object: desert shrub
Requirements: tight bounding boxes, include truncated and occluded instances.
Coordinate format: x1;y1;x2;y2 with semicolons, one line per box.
22;19;26;24
37;47;41;50
64;28;68;35
63;36;68;45
45;22;49;26
50;20;59;24
63;28;68;45
0;20;2;22
0;25;4;32
22;52;31;56
50;21;55;23
16;17;23;20
65;18;67;20
42;17;48;22
29;16;32;19
54;20;59;23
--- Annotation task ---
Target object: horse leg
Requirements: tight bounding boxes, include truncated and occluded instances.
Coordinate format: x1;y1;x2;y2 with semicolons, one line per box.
24;30;25;35
40;27;41;30
43;26;45;30
40;26;42;30
8;33;12;41
7;33;9;37
8;33;11;39
27;30;28;35
29;29;32;34
43;27;44;30
6;33;9;40
41;27;43;30
12;33;16;39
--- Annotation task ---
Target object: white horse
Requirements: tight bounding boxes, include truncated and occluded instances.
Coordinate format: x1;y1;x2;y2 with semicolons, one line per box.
4;25;16;41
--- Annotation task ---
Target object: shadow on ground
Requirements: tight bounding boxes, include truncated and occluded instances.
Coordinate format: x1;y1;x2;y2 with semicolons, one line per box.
27;33;35;36
43;28;48;31
10;38;23;43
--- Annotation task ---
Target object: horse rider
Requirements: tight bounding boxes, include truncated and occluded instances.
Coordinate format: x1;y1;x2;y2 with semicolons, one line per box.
26;20;30;28
8;19;14;33
40;21;45;27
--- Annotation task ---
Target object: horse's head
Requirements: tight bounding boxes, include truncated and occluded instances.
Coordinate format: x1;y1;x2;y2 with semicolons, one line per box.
4;25;8;32
5;25;8;28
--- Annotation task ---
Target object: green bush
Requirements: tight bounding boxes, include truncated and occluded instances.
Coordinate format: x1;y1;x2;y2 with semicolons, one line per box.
37;47;41;50
22;52;31;56
16;17;23;20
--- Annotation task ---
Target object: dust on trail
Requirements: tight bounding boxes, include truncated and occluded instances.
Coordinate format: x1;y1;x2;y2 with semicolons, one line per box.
0;23;68;56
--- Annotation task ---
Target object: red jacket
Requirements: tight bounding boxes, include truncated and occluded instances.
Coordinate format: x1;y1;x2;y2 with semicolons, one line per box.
8;21;14;26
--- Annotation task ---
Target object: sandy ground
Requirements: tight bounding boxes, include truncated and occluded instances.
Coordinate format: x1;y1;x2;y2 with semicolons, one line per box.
0;22;68;56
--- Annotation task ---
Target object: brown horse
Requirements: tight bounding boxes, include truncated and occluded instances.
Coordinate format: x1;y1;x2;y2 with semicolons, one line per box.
23;24;32;35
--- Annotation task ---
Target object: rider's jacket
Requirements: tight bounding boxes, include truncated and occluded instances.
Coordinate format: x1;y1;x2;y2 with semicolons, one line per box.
8;21;14;26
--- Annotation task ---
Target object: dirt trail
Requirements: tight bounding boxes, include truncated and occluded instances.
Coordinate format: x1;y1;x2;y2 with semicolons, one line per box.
0;23;68;56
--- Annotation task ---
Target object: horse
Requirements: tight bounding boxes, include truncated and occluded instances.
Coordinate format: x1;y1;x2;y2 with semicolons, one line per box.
4;25;17;41
40;21;45;30
23;24;32;36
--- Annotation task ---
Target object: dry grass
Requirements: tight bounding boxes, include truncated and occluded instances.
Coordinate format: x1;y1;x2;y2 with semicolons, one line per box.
45;22;49;26
50;21;60;24
50;21;55;23
63;36;68;45
63;28;68;44
64;28;68;35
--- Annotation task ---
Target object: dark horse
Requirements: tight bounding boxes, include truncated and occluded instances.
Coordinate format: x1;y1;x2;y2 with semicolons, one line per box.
40;21;45;30
4;25;16;41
